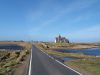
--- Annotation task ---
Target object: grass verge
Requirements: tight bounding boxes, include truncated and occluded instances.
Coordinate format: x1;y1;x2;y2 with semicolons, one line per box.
0;42;32;75
65;59;100;75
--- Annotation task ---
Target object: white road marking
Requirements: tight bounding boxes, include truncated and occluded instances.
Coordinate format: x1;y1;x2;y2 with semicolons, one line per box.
38;47;83;75
55;60;83;75
28;49;32;75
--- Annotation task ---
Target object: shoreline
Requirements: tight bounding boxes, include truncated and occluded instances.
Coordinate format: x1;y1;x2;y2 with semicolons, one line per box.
49;46;100;50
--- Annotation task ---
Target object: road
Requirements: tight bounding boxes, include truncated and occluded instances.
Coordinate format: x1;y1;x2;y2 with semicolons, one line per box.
29;45;82;75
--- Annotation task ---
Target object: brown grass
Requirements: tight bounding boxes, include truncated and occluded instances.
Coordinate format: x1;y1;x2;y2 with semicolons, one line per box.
0;41;32;75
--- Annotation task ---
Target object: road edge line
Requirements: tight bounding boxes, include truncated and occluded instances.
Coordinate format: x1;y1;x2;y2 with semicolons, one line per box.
55;59;82;75
37;46;83;75
28;49;32;75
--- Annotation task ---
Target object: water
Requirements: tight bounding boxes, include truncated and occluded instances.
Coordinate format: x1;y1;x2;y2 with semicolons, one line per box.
0;44;24;50
61;57;78;61
55;48;100;56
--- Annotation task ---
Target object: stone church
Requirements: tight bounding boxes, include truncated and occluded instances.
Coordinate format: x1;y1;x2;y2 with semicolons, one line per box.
55;35;69;43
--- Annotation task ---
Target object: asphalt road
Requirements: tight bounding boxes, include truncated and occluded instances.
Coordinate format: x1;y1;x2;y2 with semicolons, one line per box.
30;45;81;75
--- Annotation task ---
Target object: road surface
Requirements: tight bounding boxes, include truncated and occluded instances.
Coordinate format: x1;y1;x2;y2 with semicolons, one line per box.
29;45;82;75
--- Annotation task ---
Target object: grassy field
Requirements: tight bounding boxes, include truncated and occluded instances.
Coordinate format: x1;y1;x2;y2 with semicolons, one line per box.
40;42;100;49
46;50;97;59
0;41;32;75
65;59;100;75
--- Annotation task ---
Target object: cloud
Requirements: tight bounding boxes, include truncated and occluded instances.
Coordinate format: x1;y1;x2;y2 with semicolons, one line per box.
28;0;100;40
68;25;100;40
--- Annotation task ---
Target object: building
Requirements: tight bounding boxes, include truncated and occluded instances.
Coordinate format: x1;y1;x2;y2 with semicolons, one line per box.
55;35;69;43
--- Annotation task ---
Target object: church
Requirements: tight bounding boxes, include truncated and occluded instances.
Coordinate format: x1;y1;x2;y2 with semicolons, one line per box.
55;35;69;43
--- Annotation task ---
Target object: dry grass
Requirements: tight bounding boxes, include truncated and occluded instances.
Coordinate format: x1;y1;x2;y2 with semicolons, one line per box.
40;42;100;49
65;59;100;75
0;50;30;75
0;41;32;75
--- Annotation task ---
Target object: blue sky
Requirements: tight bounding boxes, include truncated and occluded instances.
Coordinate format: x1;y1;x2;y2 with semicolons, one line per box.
0;0;100;42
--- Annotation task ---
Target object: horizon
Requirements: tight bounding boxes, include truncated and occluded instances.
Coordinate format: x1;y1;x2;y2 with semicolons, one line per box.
0;0;100;42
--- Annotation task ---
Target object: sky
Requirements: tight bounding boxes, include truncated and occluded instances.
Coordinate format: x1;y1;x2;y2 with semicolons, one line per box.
0;0;100;42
